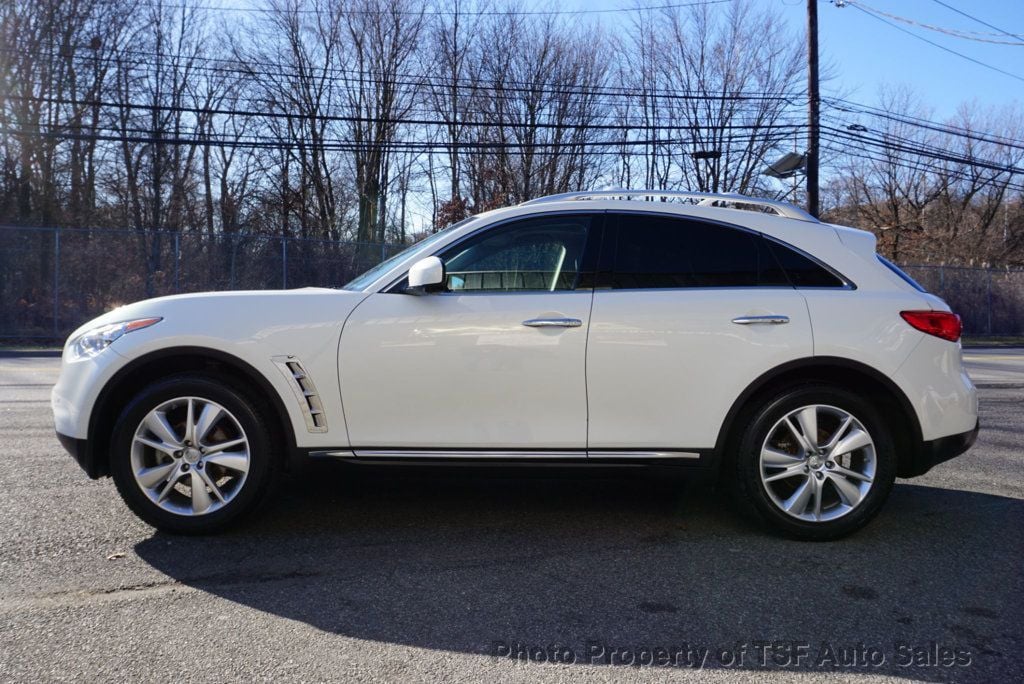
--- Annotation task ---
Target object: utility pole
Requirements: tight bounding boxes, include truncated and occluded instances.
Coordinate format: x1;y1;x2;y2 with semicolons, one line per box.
806;0;821;218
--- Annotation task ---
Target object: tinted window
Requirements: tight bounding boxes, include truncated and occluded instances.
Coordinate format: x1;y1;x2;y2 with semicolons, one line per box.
877;255;927;292
439;215;591;292
769;241;846;288
610;214;789;289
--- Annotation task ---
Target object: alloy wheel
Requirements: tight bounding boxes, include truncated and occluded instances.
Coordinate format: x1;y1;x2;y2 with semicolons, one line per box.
130;396;251;516
759;404;876;522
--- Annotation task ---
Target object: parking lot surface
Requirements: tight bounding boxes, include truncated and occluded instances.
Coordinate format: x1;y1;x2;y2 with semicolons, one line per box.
0;353;1021;682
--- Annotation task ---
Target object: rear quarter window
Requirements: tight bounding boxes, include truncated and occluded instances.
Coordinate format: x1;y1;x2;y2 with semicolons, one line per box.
877;255;928;293
767;241;847;288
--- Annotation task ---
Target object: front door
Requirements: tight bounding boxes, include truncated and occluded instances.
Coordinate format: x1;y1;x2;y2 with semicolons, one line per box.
339;213;600;452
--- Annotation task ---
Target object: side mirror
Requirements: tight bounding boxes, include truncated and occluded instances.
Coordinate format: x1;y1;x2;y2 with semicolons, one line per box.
405;256;445;295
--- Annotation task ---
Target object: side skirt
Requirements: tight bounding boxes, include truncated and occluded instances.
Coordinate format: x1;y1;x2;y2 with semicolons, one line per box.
306;448;710;468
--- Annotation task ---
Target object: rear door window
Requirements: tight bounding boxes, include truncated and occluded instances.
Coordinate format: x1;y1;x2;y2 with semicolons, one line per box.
609;213;787;289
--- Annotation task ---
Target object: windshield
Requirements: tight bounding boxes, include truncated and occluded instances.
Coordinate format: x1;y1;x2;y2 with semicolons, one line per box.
342;217;478;291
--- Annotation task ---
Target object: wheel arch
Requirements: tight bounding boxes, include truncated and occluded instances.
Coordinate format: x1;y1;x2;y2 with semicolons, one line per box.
87;346;297;478
713;356;923;478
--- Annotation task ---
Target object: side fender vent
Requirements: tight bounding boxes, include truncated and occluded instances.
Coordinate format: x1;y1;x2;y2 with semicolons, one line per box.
272;356;328;433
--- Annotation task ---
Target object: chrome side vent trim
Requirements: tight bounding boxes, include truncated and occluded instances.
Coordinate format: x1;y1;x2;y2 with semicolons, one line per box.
272;355;328;433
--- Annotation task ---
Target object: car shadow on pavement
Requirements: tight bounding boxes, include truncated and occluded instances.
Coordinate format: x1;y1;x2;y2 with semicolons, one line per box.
135;461;1023;681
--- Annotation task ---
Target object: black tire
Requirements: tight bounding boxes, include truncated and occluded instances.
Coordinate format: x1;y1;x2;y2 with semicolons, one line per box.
731;384;896;541
110;374;278;534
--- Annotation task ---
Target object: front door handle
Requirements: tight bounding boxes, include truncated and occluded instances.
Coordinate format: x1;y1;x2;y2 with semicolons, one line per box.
523;317;583;328
732;315;790;325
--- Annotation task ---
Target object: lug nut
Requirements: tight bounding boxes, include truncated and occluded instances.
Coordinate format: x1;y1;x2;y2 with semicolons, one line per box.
826;461;834;468
815;471;824;480
174;450;182;458
196;462;203;469
182;464;190;472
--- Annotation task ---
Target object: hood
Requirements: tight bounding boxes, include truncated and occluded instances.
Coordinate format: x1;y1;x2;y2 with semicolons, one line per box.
64;287;368;357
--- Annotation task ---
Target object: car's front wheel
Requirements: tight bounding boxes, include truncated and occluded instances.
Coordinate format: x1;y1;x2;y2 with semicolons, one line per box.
732;385;896;540
110;375;277;534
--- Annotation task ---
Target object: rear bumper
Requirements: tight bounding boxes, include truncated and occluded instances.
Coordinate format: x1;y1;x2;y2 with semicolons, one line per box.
56;431;104;479
900;420;979;478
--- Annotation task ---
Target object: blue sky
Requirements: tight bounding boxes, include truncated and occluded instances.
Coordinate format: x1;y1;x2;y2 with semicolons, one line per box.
571;0;1024;117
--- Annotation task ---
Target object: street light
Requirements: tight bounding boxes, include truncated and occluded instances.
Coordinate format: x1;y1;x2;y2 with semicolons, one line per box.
763;152;807;179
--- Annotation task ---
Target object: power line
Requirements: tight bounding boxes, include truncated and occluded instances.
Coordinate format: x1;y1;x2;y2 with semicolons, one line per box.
822;126;1024;176
7;94;809;134
929;0;1024;44
822;112;1024;164
842;1;1024;46
3;126;792;155
21;45;1024;152
12;95;1021;180
820;136;1024;194
166;0;734;17
8;44;1021;157
826;97;1024;150
0;45;802;106
820;143;1024;194
842;2;1024;84
10;77;1020;161
824;125;1022;174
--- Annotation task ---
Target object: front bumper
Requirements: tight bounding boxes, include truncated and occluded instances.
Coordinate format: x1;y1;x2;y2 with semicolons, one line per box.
900;420;980;478
56;431;104;479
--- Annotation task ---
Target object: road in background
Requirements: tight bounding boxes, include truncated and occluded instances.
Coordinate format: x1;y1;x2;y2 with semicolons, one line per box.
962;349;1024;386
0;352;1021;682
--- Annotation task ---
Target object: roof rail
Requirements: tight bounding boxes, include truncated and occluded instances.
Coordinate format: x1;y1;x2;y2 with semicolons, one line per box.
519;189;817;222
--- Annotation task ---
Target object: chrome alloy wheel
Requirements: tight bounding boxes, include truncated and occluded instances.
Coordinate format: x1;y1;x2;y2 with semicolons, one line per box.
759;404;876;522
130;397;250;516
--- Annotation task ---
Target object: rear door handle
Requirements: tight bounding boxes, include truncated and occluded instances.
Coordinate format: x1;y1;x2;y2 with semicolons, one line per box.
523;317;583;328
732;315;790;325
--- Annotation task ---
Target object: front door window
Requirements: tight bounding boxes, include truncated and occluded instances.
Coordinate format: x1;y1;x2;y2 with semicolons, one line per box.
440;215;591;292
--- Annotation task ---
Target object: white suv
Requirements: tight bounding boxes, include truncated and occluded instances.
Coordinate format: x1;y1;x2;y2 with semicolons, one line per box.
52;190;979;539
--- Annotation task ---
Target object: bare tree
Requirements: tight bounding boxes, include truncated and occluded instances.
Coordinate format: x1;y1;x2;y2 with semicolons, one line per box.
643;0;805;195
469;10;609;205
828;88;943;262
425;0;484;205
247;0;347;240
826;88;1024;265
1;0;1021;273
343;0;424;242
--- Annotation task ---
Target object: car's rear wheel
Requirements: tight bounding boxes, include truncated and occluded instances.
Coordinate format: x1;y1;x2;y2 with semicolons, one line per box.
732;385;896;540
110;375;276;534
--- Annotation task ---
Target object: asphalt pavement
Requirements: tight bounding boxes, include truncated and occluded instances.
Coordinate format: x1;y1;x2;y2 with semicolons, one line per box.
0;352;1021;682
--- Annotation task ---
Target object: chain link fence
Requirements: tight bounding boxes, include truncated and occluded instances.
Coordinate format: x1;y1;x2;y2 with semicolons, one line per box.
902;264;1024;338
1;225;1022;342
0;226;403;341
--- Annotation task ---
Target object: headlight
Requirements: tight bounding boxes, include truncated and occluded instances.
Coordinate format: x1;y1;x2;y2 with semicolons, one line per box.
67;317;162;361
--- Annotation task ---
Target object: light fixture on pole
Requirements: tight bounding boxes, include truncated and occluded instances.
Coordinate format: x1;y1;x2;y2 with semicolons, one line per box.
763;152;807;179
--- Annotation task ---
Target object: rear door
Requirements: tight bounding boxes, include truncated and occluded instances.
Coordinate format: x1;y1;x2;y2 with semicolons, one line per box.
586;212;814;453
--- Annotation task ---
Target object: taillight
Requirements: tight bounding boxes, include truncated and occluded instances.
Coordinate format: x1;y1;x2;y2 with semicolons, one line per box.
900;310;962;342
